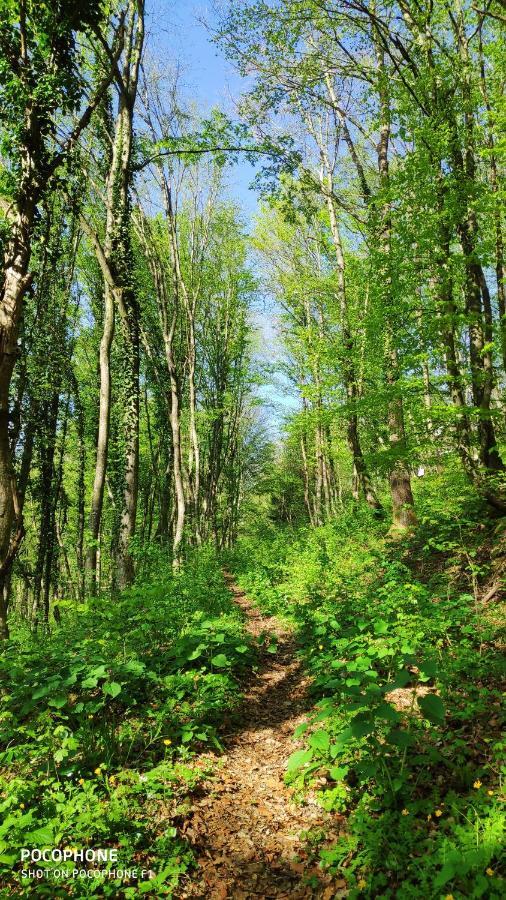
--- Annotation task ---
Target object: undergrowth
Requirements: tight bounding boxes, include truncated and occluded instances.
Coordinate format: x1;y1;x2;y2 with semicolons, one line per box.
228;475;506;898
0;548;256;897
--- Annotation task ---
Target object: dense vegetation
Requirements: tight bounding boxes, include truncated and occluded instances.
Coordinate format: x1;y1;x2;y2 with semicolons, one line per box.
0;0;505;897
229;482;505;897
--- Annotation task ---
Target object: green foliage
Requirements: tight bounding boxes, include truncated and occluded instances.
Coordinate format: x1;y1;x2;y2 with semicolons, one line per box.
0;0;105;191
228;477;505;896
0;549;256;895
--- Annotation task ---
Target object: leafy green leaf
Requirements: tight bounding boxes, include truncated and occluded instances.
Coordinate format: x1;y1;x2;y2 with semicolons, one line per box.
286;748;313;773
309;729;330;752
102;681;122;698
211;654;229;667
418;693;445;723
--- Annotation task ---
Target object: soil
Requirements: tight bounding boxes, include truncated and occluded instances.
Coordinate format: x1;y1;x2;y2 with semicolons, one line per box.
177;574;347;899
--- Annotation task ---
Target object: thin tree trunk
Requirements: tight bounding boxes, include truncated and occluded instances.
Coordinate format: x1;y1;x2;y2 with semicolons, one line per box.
478;33;506;373
0;210;33;637
325;186;383;512
86;285;114;593
86;0;144;589
300;430;315;525
134;213;186;564
376;45;416;529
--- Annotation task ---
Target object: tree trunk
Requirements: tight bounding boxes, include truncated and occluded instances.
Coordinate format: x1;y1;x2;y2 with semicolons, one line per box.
115;296;140;589
375;46;416;529
86;0;144;589
325;187;383;512
0;208;34;637
86;285;114;593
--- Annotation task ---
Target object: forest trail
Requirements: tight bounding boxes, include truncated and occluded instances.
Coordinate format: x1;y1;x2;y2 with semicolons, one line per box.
178;574;346;899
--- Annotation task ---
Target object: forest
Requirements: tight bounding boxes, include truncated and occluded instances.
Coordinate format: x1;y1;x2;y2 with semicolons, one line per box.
0;0;504;897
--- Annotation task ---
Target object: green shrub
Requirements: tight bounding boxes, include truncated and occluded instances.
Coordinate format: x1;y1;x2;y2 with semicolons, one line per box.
0;547;255;896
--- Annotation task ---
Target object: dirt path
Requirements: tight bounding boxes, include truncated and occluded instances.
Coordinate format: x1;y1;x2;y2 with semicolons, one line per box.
178;574;346;899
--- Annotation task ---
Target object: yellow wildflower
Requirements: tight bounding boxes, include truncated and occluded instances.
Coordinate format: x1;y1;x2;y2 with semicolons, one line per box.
486;867;494;876
401;808;409;816
487;790;494;796
163;738;172;746
444;895;454;900
434;809;443;817
19;803;25;809
319;645;324;650
473;780;482;789
94;767;102;776
78;778;85;785
357;878;367;890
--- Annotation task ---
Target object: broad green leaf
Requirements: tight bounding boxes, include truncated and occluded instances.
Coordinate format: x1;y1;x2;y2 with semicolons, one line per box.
418;693;445;723
387;729;414;748
48;695;67;708
286;748;313;773
211;654;229;667
419;658;438;679
309;729;330;752
329;765;348;781
350;716;374;738
102;681;122;698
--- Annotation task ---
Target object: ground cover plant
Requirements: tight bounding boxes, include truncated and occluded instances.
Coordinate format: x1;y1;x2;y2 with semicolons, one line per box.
228;477;505;897
0;0;506;897
0;550;256;895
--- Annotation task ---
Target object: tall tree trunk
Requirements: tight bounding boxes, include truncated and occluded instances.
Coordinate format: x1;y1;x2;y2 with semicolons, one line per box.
478;32;506;373
86;0;144;589
86;286;114;593
0;206;34;636
32;388;60;624
300;428;315;525
376;46;416;529
432;188;476;475
450;6;504;485
135;213;186;565
158;173;200;548
325;186;383;512
115;290;140;588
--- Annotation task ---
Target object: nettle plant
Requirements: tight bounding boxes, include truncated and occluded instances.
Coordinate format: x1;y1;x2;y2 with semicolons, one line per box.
285;566;446;807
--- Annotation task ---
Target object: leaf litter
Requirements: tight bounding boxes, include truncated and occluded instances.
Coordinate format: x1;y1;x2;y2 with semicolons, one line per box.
177;575;346;898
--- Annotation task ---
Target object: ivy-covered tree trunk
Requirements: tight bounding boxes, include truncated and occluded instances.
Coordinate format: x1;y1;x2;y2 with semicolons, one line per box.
0;200;35;637
115;287;140;589
86;0;144;590
86;284;115;593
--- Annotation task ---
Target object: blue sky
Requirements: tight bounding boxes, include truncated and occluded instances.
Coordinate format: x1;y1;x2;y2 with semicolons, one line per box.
146;0;260;217
145;1;298;435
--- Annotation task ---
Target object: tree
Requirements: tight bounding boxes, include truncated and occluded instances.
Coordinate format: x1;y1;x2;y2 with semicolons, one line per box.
0;0;124;636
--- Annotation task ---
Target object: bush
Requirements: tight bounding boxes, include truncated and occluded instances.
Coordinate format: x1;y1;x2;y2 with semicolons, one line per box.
0;547;255;896
228;483;505;897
